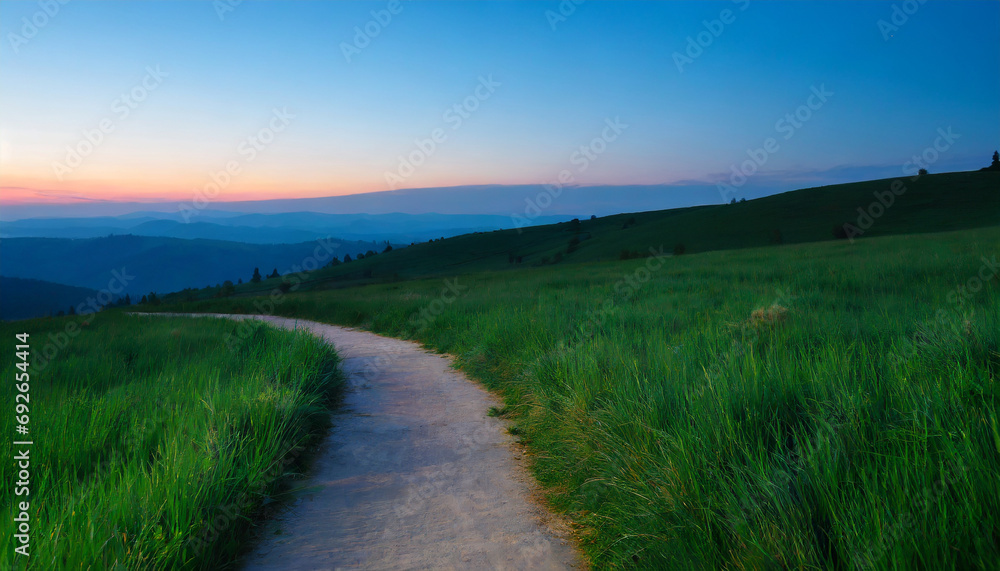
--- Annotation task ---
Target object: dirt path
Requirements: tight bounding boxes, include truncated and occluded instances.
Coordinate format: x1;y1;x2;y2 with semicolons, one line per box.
143;313;583;570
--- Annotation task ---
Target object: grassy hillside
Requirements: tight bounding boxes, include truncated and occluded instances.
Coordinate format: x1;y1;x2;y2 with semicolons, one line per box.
0;313;343;569
148;225;1000;569
167;170;998;302
0;277;104;321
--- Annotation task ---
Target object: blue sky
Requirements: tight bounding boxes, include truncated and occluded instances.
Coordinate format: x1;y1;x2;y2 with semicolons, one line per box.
0;0;997;212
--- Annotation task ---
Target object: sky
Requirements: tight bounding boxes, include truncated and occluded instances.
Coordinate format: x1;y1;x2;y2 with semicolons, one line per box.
0;0;997;214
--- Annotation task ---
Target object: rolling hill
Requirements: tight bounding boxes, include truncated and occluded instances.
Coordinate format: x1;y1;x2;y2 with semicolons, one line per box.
0;277;105;321
0;234;382;300
170;170;998;300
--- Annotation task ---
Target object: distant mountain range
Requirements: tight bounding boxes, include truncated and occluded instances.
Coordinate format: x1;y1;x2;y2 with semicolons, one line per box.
0;183;736;220
0;211;576;244
0;235;382;303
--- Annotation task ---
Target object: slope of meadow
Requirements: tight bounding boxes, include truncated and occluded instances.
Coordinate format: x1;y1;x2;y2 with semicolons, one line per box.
152;225;1000;568
163;170;999;303
0;314;343;570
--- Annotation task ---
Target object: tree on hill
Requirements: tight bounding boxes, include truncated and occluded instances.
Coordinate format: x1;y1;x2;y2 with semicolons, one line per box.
238;278;242;285
251;267;262;283
918;168;928;176
365;250;377;257
383;242;393;253
220;280;235;297
982;151;1000;172
343;254;352;263
141;295;148;304
268;268;279;279
124;294;131;305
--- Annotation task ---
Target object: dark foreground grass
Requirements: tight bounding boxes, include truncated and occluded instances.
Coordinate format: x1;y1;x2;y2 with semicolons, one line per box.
155;226;1000;569
0;313;343;570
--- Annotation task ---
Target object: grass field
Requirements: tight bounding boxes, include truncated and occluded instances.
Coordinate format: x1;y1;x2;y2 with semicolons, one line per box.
0;314;343;570
150;225;1000;569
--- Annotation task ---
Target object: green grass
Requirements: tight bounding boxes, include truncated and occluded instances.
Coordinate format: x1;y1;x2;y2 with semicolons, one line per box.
163;170;1000;303
0;313;344;570
150;225;1000;569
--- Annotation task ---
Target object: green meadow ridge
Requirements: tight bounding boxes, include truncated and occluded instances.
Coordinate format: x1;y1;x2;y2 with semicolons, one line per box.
162;170;997;302
139;170;1000;568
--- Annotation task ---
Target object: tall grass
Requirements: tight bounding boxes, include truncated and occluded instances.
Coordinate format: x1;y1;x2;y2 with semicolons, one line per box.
0;314;343;570
157;226;1000;569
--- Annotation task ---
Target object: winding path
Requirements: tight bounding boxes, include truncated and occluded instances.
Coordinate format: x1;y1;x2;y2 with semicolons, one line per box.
139;313;583;570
